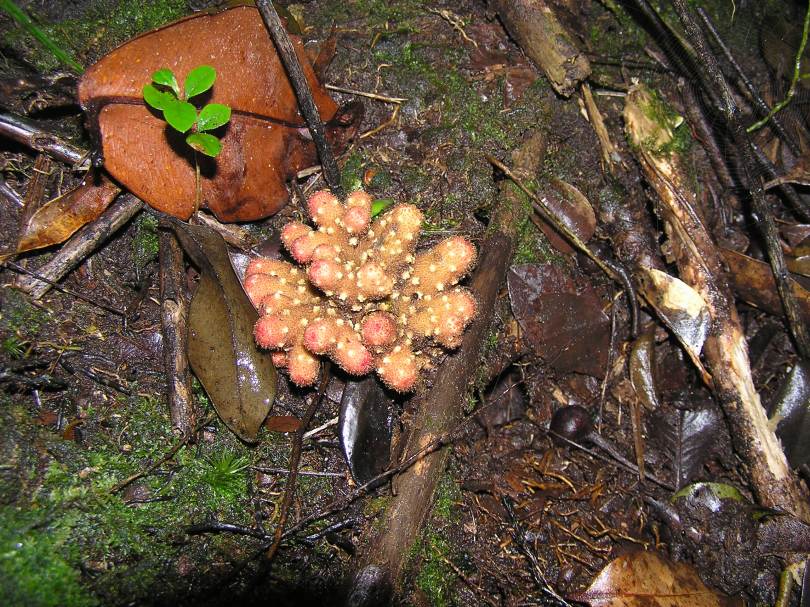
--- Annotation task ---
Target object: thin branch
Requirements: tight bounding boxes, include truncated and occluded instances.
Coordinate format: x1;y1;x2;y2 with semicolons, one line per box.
265;362;331;561
696;7;800;155
0;112;89;167
110;413;215;494
746;0;810;134
255;0;343;196
670;0;810;360
5;261;125;316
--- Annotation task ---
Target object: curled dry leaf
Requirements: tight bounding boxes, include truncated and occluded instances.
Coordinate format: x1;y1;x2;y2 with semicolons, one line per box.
569;550;742;607
172;221;276;442
15;172;120;254
78;5;362;222
637;266;710;382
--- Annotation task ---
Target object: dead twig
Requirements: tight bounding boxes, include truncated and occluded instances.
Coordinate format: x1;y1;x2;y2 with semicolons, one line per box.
5;261;125;316
0;112;89;168
265;362;331;561
325;84;406;104
348;133;546;601
696;7;800;156
110;412;216;494
491;0;590;97
14;193;144;299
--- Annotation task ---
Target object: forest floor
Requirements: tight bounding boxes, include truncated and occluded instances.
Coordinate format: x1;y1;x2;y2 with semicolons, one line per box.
1;0;809;605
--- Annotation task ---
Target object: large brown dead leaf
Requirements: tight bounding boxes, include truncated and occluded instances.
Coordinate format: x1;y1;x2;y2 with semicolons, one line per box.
78;5;360;222
569;551;742;607
722;248;810;324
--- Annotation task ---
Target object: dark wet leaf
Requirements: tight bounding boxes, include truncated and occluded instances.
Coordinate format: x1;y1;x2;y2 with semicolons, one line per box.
339;376;394;484
569;550;741;606
15;173;120;254
534;178;597;254
650;405;723;488
78;5;361;222
637;267;710;381
722;248;810;325
770;360;810;468
476;369;527;429
172;220;276;442
507;264;609;377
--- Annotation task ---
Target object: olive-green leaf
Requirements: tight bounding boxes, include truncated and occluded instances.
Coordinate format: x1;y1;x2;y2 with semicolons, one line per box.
184;65;216;99
151;68;180;97
171;221;277;442
186;133;222;157
163;99;197;133
143;84;175;111
197;103;231;132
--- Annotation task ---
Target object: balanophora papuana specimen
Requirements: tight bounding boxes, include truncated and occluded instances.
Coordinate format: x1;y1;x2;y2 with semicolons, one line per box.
243;189;477;391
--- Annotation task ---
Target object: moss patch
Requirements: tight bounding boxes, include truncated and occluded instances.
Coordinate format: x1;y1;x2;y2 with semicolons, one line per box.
5;0;188;72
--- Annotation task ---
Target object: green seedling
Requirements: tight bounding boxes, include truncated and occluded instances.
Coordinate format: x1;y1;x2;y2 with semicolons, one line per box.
143;65;231;209
143;65;231;157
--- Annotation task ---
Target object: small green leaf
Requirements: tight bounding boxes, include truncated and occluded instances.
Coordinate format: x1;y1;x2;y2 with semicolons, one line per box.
163;100;198;133
186;133;222;157
184;65;216;99
371;198;395;217
197;103;231;131
672;482;745;503
151;68;179;97
143;84;176;111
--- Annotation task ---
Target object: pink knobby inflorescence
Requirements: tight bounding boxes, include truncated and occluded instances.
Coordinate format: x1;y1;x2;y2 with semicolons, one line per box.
243;189;478;391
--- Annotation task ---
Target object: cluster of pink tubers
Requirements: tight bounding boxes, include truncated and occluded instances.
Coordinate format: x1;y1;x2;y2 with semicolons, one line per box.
243;189;478;391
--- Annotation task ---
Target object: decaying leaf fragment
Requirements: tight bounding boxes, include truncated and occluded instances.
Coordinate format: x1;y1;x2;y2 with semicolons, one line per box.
78;5;361;222
507;263;609;377
15;173;120;254
570;550;742;607
172;221;276;442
